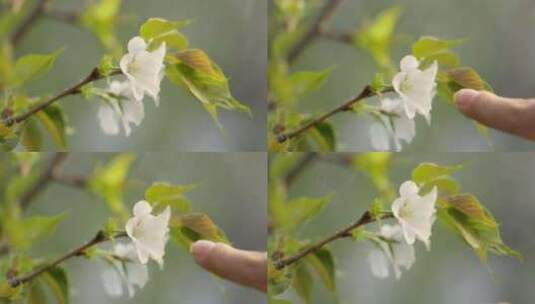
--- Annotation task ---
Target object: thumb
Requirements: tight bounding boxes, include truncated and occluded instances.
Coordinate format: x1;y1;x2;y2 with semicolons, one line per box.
190;240;267;292
454;89;535;140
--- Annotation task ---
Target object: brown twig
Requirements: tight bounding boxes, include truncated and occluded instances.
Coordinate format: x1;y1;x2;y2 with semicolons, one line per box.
7;231;128;288
51;173;87;188
287;0;345;64
284;153;317;187
276;86;393;143
44;9;79;25
320;28;354;44
273;211;394;270
2;68;122;127
10;0;50;46
19;152;68;210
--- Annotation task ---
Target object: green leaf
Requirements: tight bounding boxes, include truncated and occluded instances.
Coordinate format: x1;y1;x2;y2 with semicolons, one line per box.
170;213;229;248
370;73;387;93
88;154;135;217
268;262;293;296
40;266;69;304
287;68;332;100
446;194;495;225
352;153;394;200
12;152;41;175
79;0;122;55
421;176;459;195
35;105;67;150
446;67;486;91
368;198;384;220
305;248;336;292
411;162;461;185
421;50;460;69
25;280;47;304
268;297;293;304
274;196;331;232
97;54;115;76
292;264;313;304
355;6;402;69
165;49;250;129
7;213;67;249
144;182;196;214
306;121;336;151
140;18;190;50
412;36;464;60
351;227;365;241
13;50;62;86
438;194;522;263
20;119;42;151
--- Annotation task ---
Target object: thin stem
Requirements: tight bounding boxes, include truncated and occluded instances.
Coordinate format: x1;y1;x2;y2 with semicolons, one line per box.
273;211;393;270
2;68;122;127
284;153;317;187
320;28;354;44
287;0;345;64
51;173;87;188
277;86;393;143
19;152;68;210
10;0;49;46
44;9;78;25
7;231;128;288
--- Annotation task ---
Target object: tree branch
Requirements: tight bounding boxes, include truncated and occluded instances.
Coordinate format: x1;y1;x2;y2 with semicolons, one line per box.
19;152;68;210
51;173;87;188
7;231;128;288
2;68;122;127
287;0;345;64
320;28;354;44
44;9;78;25
284;153;317;187
273;211;393;270
276;86;393;143
10;0;50;46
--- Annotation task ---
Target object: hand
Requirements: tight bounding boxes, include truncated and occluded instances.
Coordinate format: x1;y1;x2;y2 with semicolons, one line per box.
190;240;267;292
454;89;535;141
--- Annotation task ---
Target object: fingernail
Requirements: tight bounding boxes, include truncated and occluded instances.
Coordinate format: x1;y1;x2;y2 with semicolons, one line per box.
190;240;216;260
454;89;479;110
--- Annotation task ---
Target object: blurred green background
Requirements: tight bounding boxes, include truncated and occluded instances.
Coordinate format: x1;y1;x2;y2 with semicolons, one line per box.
279;153;535;303
289;0;535;151
25;153;267;304
16;0;266;151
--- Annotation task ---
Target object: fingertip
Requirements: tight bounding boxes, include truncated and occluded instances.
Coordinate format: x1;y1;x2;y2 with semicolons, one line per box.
454;89;480;111
190;240;216;263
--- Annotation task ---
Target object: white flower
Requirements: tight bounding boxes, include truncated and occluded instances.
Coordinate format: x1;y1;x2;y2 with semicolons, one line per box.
392;55;438;122
101;242;149;298
369;97;416;151
125;200;171;267
120;36;166;104
391;181;437;249
368;224;415;279
98;81;145;136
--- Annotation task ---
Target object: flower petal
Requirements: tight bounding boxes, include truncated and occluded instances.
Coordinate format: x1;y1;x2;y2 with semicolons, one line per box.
368;250;390;279
393;115;416;144
400;55;419;71
133;200;153;217
369;122;391;151
98;103;120;135
101;267;124;297
399;181;419;198
127;36;147;54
